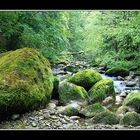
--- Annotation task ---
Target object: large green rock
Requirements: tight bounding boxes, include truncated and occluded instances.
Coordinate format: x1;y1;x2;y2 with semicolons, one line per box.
58;81;88;104
93;110;119;125
88;79;115;103
120;112;140;126
105;67;129;77
80;103;106;117
123;92;140;110
0;48;54;119
68;69;102;90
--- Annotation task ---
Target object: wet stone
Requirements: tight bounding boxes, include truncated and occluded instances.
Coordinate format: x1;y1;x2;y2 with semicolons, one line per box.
70;116;80;120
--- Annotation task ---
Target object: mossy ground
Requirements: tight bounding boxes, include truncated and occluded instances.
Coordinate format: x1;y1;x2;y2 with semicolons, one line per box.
68;69;102;90
0;48;54;120
88;79;115;103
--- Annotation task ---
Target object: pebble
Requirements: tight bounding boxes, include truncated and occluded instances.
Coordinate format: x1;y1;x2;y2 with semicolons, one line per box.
120;92;127;98
63;115;70;121
60;118;68;124
70;116;80;120
46;103;56;110
49;109;56;115
43;113;50;119
31;122;37;127
51;115;59;120
38;116;44;121
58;114;63;117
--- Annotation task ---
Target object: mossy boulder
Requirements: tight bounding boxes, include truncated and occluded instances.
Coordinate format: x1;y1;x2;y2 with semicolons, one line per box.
64;65;79;73
116;106;129;115
120;112;140;126
51;76;59;99
116;106;129;119
57;103;81;116
88;79;115;103
80;103;106;118
58;81;88;104
68;69;102;90
123;92;140;111
105;67;129;77
0;48;54;119
93;110;119;125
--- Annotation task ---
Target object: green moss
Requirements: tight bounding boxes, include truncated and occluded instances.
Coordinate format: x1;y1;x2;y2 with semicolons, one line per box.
105;67;129;77
63;103;81;116
88;79;115;103
116;106;129;115
123;92;140;110
64;65;79;73
58;82;88;104
80;103;106;117
52;76;59;99
93;110;119;125
68;69;102;90
120;112;140;126
0;48;54;120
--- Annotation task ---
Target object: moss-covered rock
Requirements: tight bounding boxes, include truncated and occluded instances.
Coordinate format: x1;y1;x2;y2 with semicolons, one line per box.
51;76;59;99
116;106;129;115
68;69;102;90
116;106;129;119
123;92;140;111
80;103;106;117
88;79;115;103
57;103;81;116
58;81;88;104
64;65;79;73
93;110;119;125
102;96;115;106
105;67;129;77
0;48;54;120
120;112;140;126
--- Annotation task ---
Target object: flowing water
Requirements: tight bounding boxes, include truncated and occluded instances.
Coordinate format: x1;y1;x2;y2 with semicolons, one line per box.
52;62;140;94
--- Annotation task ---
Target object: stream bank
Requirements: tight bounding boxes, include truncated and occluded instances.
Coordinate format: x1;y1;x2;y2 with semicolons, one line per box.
0;61;140;129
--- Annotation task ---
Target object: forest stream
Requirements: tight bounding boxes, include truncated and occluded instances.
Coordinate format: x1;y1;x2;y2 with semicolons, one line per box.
0;61;140;130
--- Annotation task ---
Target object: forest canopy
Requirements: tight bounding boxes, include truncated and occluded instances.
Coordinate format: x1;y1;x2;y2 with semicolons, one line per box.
0;11;140;71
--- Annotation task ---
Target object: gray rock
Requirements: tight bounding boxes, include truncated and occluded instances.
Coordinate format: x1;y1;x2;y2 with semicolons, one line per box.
38;116;44;121
117;76;124;81
120;92;128;98
70;116;80;120
49;109;56;115
126;81;136;87
11;114;20;121
102;96;115;106
50;115;59;120
115;95;124;106
46;103;56;110
31;122;37;127
43;113;50;119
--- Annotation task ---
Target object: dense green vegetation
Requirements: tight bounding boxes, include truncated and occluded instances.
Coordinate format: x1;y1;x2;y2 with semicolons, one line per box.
1;11;140;128
0;11;139;70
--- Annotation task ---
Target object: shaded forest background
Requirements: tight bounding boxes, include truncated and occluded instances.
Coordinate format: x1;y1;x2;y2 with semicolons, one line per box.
0;11;140;71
